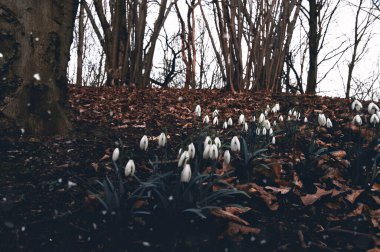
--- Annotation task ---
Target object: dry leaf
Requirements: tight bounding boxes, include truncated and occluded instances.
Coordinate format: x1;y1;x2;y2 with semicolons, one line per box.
301;187;332;206
346;189;364;204
265;186;291;195
218;222;260;242
212;208;249;225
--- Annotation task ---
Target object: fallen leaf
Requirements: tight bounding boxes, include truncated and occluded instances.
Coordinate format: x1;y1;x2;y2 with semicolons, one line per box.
218;222;260;242
265;186;291;195
346;189;364;204
212;208;249;225
301;187;332;206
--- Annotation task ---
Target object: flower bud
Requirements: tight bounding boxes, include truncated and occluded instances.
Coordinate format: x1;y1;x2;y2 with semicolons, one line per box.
139;135;148;151
125;160;135;177
223;150;231;164
326;118;333;128
204;136;212;148
370;114;379;125
228;118;233;126
209;144;219;160
181;164;192;182
231;136;241;152
178;151;190;167
238;114;245;125
353;114;362;125
213;117;219;125
195;105;201;117
203;115;210;124
214;137;222;148
203;144;211;159
223;121;228;129
188;143;196;159
158;132;167;147
112;148;120;162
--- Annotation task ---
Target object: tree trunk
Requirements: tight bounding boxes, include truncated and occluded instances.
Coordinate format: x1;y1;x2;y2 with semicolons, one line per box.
0;0;79;135
306;0;318;94
76;0;85;86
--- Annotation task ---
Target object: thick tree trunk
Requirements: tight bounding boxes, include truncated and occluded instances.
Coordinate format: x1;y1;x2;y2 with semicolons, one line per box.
0;0;79;135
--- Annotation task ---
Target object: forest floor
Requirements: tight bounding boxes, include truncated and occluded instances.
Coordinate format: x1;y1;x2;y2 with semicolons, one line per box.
0;86;380;252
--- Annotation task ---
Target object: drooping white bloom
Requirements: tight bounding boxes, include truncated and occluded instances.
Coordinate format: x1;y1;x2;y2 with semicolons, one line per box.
258;113;265;124
318;114;327;126
253;116;256;122
279;115;284;122
370;114;380;125
262;127;267;135
263;119;271;130
20;128;25;135
351;100;362;111
223;150;231;164
139;135;149;151
112;148;120;162
203;115;210;124
212;109;219;118
243;122;248;132
33;73;41;81
223;121;228;129
228;118;233;126
158;133;167;147
288;109;293;116
368;102;380;114
326;118;333;128
125;160;136;177
0;52;3;58
304;117;308;123
275;103;280;111
195;105;201;117
209;144;219;160
213;117;219;125
238;114;245;125
204;136;212;148
230;136;241;152
273;120;277;126
178;151;190;167
272;136;276;144
292;110;298;118
256;128;261;135
181;164;192;183
203;144;211;159
353;114;362;125
188;143;196;159
214;137;222;149
269;128;273;136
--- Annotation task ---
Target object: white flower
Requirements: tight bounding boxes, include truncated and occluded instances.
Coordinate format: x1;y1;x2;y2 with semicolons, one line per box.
287;116;291;121
112;148;120;162
272;136;276;144
279;115;284;122
158;133;167;147
209;144;219;160
288;109;293;116
351;100;362;111
269;128;273;136
223;121;228;129
258;113;265;124
304;117;308;123
20;128;25;135
353;115;362;125
368;102;379;114
243;122;248;132
238;114;245;125
0;52;3;58
68;180;77;188
264;110;268;116
139;135;148;151
203;115;210;124
370;114;380;125
203;144;211;159
318;114;327;126
273;120;277;126
231;136;240;152
228;118;233;126
125;160;136;177
33;73;41;81
223;150;231;164
178;151;190;167
256;128;261;135
214;137;222;148
212;109;219;118
181;164;192;182
213;117;219;125
326;118;333;128
275;103;280;111
188;143;196;159
195;105;201;117
204;136;212;148
263;120;271;130
262;127;267;135
178;148;183;158
253;116;256;122
293;110;298;117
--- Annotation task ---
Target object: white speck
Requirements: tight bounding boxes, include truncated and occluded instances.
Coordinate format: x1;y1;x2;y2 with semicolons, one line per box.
35;37;39;41
260;240;267;245
142;241;151;247
101;210;107;215
2;77;6;81
92;223;97;230
21;226;26;232
190;219;195;223
49;238;53;242
2;197;6;201
178;96;184;102
78;235;82;240
250;236;256;241
224;248;229;252
168;195;173;201
58;178;62;183
20;128;25;135
27;103;31;107
149;227;153;231
0;53;3;58
33;73;41;81
47;110;51;115
262;179;267;184
67;180;77;188
110;111;113;117
87;236;91;241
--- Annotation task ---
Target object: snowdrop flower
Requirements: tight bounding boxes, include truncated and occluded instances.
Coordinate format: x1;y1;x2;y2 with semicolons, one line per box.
125;160;136;177
256;128;261;135
203;144;211;159
318;114;327;127
238;114;245;125
209;144;219;160
287;116;291;121
230;136;240;152
353;114;362;125
368;102;379;114
326;118;333;128
204;136;212;148
243;122;248;132
273;120;277;126
275;103;280;111
292;110;298;118
178;151;190;167
158;132;167;147
188;143;196;159
253;116;256;122
203;115;210;124
68;180;77;188
288;109;293;116
304;117;308;123
279;115;284;122
370;114;380;125
214;137;222;148
258;113;265;124
269;128;273;136
195;105;201;117
272;136;276;144
33;73;41;81
263;119;271;130
223;121;228;129
213;116;219;125
266;104;270;111
139;135;148;151
228;118;233;126
112;148;120;162
351;100;362;111
212;109;219;118
262;127;267;135
181;164;192;182
20;128;25;135
224;150;231;164
264;110;268;116
0;52;3;58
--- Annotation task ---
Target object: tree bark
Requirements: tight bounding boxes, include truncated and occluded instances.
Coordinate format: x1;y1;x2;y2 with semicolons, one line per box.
76;0;85;86
306;0;319;94
0;0;79;135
